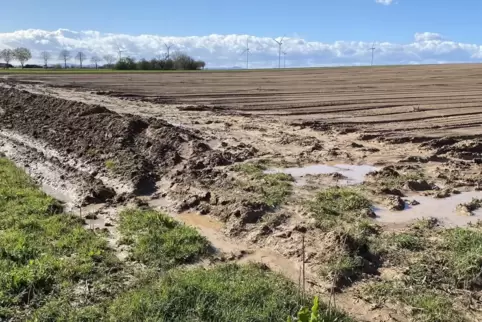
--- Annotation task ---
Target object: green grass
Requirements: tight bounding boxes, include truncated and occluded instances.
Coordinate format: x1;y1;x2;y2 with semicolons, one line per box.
119;209;211;268
107;263;352;322
234;162;294;207
308;187;372;228
362;224;482;321
0;158;121;319
363;281;465;322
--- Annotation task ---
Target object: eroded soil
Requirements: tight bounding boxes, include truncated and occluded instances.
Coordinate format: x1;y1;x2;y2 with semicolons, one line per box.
2;68;482;322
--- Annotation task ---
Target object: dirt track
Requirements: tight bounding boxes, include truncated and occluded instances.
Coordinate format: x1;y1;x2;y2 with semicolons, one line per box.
6;63;482;139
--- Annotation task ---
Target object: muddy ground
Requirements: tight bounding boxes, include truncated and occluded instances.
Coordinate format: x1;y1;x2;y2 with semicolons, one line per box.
1;67;482;321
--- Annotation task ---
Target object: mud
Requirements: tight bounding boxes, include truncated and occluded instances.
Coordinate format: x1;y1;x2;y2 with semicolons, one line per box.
265;164;379;186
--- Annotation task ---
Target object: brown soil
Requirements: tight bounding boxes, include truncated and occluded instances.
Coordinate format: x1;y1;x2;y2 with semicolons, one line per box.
5;64;482;141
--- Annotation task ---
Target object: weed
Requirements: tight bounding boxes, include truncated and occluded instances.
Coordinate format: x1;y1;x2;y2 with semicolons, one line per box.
119;208;211;268
104;159;117;171
308;187;372;227
288;296;352;322
234;162;293;207
390;233;423;251
233;162;267;175
363;281;465;322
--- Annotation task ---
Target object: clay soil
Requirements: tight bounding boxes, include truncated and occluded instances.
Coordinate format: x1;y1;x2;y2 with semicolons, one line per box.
2;64;482;322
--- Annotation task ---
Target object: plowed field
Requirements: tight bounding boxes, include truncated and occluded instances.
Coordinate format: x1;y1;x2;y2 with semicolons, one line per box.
8;64;482;138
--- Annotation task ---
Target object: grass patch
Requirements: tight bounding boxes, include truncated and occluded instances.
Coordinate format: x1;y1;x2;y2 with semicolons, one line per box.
308;187;372;227
104;159;117;171
234;162;294;207
119;209;211;268
107;263;351;322
363;281;465;322
0;158;121;319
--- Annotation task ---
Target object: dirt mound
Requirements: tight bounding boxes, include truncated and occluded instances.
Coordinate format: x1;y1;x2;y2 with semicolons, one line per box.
0;87;253;195
422;137;482;160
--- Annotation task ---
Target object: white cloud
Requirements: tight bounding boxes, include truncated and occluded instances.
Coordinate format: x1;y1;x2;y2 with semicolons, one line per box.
375;0;394;5
414;32;444;42
0;29;481;68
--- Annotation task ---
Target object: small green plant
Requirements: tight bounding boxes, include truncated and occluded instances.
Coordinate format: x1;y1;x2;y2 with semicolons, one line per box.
288;296;351;322
104;159;117;171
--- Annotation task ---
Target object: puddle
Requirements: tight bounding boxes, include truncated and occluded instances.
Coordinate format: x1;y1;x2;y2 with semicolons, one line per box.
375;191;482;227
264;164;379;186
177;212;224;230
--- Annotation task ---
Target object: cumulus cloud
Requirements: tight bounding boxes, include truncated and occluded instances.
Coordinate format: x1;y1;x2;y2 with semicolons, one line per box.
414;32;444;42
0;29;481;68
375;0;394;5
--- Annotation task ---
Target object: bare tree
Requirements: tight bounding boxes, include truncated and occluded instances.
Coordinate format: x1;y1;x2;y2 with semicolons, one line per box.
59;50;71;69
0;49;14;68
13;47;32;69
91;55;101;69
41;51;51;68
75;51;86;68
103;54;115;68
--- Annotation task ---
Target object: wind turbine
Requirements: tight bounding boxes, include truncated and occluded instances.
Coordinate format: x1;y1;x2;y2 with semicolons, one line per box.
282;51;287;68
164;43;173;59
116;44;125;61
370;42;376;66
273;36;285;69
241;36;250;69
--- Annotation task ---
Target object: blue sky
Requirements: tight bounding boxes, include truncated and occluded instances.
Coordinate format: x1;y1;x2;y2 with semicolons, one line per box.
1;0;482;68
2;0;481;43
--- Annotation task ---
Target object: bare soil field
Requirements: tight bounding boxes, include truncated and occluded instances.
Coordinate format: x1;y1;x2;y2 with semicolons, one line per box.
6;63;482;139
1;65;482;321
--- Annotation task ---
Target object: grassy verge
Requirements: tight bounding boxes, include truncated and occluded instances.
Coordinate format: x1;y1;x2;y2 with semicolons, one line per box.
233;162;293;207
0;158;122;320
0;158;352;321
108;263;351;322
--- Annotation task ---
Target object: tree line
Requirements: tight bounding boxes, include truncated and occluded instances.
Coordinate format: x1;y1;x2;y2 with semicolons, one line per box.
0;48;206;70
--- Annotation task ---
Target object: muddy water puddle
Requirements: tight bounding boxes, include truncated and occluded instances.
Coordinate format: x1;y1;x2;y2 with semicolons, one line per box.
375;191;482;227
264;164;379;186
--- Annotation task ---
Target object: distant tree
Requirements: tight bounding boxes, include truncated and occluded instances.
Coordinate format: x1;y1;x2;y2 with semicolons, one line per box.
115;57;137;70
103;54;116;68
75;51;87;68
196;60;206;70
13;48;32;69
137;58;151;70
172;51;198;70
0;49;14;68
59;50;71;69
41;51;51;68
91;55;101;69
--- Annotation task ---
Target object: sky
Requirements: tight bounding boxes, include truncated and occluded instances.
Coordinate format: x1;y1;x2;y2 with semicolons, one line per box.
1;0;482;68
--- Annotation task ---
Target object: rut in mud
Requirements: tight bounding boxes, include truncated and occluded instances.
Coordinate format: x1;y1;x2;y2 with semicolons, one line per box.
0;87;255;205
